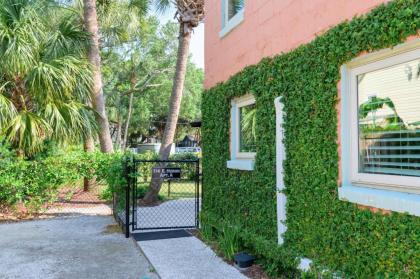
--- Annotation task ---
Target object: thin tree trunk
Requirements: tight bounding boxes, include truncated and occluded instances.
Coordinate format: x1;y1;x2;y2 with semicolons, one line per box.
83;136;96;192
115;90;122;150
143;24;192;204
122;70;136;150
83;0;114;153
116;119;122;150
122;92;134;150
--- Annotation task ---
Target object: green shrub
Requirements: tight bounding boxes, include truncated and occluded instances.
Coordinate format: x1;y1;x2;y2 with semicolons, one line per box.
0;150;123;211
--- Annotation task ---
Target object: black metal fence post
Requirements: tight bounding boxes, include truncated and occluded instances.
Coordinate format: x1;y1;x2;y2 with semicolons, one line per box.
132;160;137;232
196;159;200;228
124;158;131;238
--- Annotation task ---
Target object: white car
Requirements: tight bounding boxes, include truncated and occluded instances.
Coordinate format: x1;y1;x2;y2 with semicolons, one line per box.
175;147;201;154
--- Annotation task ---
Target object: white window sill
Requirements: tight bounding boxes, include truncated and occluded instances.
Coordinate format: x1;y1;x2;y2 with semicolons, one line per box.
338;185;420;216
227;159;254;171
219;9;244;38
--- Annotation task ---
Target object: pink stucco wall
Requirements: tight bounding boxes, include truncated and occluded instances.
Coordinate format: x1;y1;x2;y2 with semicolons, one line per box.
204;0;388;89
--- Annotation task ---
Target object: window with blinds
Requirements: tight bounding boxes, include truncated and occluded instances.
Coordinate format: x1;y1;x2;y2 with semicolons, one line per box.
357;58;420;178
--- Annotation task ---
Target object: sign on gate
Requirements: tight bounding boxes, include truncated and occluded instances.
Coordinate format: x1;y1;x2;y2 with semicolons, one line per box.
152;167;182;179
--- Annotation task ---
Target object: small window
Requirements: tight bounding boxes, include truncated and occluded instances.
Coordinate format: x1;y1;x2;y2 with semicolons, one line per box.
227;94;256;171
348;49;420;193
220;0;244;38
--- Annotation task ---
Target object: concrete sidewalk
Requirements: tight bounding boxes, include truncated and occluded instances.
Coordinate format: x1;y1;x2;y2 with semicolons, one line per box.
0;216;158;279
136;232;248;279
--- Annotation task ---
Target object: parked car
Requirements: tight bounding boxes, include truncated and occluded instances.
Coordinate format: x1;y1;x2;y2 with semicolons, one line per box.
175;147;202;157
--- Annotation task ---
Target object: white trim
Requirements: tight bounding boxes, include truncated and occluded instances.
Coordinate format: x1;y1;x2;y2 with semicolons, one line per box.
231;94;254;107
219;0;244;38
227;159;255;171
275;97;287;245
339;185;420;216
346;38;420;68
340;41;420;215
227;94;256;171
298;258;313;272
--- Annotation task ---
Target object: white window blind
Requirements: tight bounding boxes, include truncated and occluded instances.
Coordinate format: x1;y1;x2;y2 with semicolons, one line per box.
358;58;420;177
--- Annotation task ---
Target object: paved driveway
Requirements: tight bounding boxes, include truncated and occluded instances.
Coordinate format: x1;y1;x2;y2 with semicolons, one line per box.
0;216;158;279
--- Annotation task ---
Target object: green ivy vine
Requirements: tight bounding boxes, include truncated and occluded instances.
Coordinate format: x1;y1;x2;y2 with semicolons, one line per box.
201;0;420;277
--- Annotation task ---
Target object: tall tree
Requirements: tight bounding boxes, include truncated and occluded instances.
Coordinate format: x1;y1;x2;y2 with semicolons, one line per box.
102;19;180;149
143;0;204;204
81;0;149;189
0;0;96;157
83;0;114;153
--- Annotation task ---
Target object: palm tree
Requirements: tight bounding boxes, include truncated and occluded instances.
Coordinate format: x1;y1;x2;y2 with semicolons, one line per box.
82;0;152;154
0;0;96;157
143;0;204;204
80;0;150;189
83;0;114;153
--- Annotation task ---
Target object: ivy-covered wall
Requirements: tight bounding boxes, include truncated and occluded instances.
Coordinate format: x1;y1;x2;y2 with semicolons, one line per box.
202;1;420;277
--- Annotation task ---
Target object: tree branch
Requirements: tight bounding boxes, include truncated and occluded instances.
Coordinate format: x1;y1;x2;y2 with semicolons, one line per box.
121;68;171;96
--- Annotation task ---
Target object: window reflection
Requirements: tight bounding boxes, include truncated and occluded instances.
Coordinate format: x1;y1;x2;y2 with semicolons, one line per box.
358;59;420;177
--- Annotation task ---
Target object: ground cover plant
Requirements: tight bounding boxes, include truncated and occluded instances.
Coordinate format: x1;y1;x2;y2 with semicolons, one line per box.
202;0;420;277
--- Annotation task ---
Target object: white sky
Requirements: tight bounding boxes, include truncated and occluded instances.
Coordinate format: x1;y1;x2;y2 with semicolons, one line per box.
154;7;204;69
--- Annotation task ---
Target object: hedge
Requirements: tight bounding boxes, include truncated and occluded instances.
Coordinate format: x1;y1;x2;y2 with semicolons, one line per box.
0;151;123;210
202;0;420;277
0;149;200;211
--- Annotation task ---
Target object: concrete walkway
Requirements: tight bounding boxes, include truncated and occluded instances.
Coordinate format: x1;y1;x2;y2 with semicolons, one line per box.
137;232;248;279
0;216;158;279
136;198;199;229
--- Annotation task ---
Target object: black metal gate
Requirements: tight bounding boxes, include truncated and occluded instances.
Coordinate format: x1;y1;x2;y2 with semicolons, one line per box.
114;158;201;237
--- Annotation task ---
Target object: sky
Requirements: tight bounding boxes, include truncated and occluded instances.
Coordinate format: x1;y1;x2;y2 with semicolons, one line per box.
155;7;205;69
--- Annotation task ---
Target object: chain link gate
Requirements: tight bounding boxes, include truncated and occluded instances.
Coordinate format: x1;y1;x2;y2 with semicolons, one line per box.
114;158;201;237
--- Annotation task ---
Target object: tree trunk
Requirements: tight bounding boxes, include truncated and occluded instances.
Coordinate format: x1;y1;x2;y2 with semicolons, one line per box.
16;149;25;159
122;92;134;150
116;119;122;149
122;70;136;150
143;24;192;204
83;136;96;192
83;0;114;153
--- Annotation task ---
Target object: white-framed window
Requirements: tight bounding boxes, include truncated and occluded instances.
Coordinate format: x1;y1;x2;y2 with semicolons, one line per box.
340;39;420;216
227;94;256;171
219;0;244;38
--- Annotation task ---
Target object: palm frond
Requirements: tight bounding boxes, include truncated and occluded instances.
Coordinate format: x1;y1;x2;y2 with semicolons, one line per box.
0;0;44;76
154;0;171;14
26;55;92;103
0;0;96;155
0;82;17;128
3;110;51;154
43;101;98;143
42;14;90;59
